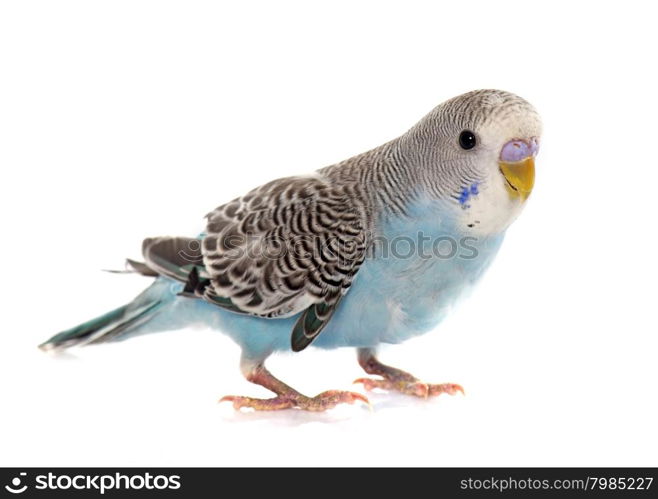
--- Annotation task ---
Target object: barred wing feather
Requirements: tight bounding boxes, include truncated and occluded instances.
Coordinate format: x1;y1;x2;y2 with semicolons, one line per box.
203;175;368;350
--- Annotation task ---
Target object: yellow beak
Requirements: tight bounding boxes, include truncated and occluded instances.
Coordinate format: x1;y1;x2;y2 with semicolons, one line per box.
499;156;535;201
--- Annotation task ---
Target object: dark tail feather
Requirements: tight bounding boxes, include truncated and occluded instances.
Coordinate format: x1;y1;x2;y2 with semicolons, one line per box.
125;259;159;277
103;259;159;277
39;299;162;352
103;237;205;281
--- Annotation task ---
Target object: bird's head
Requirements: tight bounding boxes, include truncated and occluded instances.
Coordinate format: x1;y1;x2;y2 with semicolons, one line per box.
405;89;542;234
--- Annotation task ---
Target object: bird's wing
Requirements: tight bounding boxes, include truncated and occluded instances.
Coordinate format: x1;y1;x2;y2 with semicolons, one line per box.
203;174;368;350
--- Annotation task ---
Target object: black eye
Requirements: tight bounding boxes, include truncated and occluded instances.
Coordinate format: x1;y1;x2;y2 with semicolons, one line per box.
459;130;477;150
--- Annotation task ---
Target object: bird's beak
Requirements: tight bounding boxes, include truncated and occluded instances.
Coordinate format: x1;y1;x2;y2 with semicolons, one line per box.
498;138;538;202
499;156;535;201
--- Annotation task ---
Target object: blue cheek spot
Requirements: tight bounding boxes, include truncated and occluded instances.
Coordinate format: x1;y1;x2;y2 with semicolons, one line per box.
458;182;480;208
458;188;470;205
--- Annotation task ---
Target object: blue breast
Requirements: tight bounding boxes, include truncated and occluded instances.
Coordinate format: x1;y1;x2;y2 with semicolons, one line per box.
312;196;505;348
189;196;507;356
129;197;506;358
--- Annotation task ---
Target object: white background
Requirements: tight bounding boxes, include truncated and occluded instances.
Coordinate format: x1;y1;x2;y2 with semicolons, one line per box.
1;1;657;467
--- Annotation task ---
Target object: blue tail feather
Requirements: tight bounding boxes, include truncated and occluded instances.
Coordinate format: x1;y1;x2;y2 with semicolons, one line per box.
39;298;163;351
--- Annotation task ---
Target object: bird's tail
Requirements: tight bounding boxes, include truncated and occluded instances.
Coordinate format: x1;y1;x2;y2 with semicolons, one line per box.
39;291;164;352
39;236;204;352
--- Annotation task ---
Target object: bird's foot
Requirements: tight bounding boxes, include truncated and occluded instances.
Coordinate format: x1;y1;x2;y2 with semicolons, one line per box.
355;349;464;399
219;395;296;411
222;363;371;412
354;377;464;398
220;390;370;412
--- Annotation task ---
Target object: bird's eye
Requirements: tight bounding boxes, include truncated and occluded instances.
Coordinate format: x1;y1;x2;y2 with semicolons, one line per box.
459;130;477;150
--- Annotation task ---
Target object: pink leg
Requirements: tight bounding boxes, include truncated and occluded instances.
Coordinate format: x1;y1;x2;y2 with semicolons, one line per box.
354;348;464;398
220;362;370;412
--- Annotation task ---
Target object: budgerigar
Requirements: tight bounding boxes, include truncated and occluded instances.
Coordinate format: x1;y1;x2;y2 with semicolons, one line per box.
40;89;541;411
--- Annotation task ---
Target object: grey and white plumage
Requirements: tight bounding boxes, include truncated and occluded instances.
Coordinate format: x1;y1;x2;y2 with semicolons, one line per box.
192;89;540;349
41;89;542;411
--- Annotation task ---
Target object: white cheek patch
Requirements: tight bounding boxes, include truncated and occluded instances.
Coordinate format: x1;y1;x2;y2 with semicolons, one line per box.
455;174;525;236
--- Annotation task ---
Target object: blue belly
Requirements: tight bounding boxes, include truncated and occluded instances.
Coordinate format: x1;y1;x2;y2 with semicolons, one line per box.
313;230;504;348
123;198;505;359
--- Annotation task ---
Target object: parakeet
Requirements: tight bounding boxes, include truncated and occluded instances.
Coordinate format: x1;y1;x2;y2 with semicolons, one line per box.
40;89;541;412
